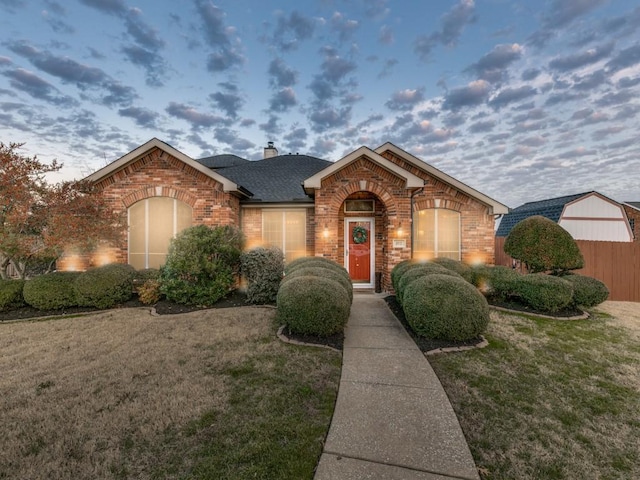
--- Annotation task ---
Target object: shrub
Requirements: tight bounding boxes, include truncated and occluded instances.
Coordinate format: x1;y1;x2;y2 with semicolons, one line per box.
241;246;284;305
396;264;459;306
0;279;26;311
504;215;584;274
391;260;415;292
484;266;522;300
282;266;353;303
23;272;80;310
160;225;244;306
403;274;490;341
285;257;350;281
512;274;574;313
277;276;350;336
137;279;162;305
431;257;474;284
561;274;609;308
75;263;135;309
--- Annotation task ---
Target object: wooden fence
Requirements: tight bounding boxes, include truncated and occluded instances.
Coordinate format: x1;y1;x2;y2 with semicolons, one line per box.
495;237;640;302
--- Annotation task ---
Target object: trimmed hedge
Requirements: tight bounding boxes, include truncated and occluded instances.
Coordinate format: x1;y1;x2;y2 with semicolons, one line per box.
75;263;135;309
431;257;474;284
285;257;350;282
403;274;490;341
0;279;26;312
277;276;350;336
160;225;244;306
391;260;416;292
561;274;609;308
512;274;574;313
241;246;284;305
484;266;522;300
282;266;353;303
396;264;459;306
23;272;80;310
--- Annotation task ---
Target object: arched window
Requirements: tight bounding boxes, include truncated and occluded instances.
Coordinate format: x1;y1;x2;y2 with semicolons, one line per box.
413;208;460;260
128;197;192;269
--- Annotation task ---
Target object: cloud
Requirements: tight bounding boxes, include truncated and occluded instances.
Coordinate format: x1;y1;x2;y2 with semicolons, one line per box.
283;126;308;152
331;11;359;42
595;89;635;107
521;68;541;81
549;41;614;71
118;106;159;128
209;85;244;119
379;25;394;45
0;0;26;12
309;106;351;132
364;0;390;20
592;125;625;141
488;85;537;109
6;40;137;107
385;88;424;111
213;127;255;151
41;2;74;34
268;58;297;88
195;1;245;72
529;0;608;47
605;43;640;72
468;119;496;133
121;45;165;87
269;87;297;112
78;0;126;16
442;79;491;110
520;135;547;147
259;114;283;136
466;43;523;82
544;90;588;106
271;10;316;52
377;58;398;79
572;69;608;90
414;0;476;61
309;136;337;157
558;146;597;159
165;101;225;129
318;46;357;84
3;68;78;107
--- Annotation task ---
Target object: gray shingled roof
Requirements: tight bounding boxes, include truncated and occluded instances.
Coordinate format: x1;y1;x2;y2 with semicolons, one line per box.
625;201;640;210
496;192;593;237
197;154;250;169
197;154;332;203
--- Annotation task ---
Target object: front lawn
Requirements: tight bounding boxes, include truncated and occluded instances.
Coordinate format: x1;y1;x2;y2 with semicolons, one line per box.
0;307;341;479
429;302;640;480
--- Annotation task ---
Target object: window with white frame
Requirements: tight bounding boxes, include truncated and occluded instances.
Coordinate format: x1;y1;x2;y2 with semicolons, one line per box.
262;210;306;263
413;208;460;260
128;197;192;269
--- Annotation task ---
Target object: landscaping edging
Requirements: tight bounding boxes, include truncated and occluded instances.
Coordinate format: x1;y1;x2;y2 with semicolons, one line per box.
277;325;341;353
490;305;590;320
424;335;489;356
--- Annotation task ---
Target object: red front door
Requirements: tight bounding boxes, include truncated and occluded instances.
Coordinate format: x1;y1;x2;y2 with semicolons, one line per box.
347;220;372;283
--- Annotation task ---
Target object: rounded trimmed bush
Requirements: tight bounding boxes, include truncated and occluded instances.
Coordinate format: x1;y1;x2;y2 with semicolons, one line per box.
484;266;522;300
241;246;284;305
23;272;80;310
561;274;609;308
396;264;460;306
512;274;574;313
75;263;135;309
277;276;350;336
0;279;26;311
285;257;350;281
504;215;584;273
160;225;244;306
403;274;490;341
391;260;416;292
282;266;353;303
431;257;474;284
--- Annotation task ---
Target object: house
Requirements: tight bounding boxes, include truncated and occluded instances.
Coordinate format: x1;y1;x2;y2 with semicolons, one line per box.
623;202;640;242
59;138;508;292
496;191;634;242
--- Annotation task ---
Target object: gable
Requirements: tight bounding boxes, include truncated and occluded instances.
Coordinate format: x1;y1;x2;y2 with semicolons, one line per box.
86;138;251;197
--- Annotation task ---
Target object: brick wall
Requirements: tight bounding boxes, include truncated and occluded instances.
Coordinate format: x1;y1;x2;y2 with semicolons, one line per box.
623;205;640;242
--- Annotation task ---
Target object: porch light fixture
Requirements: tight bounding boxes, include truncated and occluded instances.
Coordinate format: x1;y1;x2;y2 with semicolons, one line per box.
323;224;329;238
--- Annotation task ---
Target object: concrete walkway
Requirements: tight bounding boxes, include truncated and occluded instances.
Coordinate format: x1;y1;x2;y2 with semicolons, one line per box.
314;293;480;480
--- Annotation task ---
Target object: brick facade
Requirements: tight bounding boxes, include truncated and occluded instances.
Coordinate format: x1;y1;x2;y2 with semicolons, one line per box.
623;205;640;242
60;142;499;294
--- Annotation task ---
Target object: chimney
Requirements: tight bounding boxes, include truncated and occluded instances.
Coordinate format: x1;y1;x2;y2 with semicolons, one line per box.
263;141;278;159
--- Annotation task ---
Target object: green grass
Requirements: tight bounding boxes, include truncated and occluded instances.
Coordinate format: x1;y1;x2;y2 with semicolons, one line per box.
429;308;640;480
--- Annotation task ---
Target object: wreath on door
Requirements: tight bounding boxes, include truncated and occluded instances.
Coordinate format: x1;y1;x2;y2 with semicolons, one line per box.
352;225;368;244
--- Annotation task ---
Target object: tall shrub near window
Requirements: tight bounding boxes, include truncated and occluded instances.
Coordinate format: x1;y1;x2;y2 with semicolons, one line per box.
160;225;244;306
413;209;460;260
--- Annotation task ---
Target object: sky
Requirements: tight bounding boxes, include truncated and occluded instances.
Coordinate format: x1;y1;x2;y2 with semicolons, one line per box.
1;0;639;208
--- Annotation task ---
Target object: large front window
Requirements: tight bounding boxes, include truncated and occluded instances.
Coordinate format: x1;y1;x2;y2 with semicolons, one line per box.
262;210;306;263
413;208;460;260
128;197;192;269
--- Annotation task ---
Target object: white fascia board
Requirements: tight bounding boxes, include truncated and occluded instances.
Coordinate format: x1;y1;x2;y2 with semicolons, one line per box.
303;145;424;190
375;142;509;214
86;138;244;194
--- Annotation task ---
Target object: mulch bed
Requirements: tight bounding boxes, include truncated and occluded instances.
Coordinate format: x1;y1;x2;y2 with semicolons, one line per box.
0;290;254;322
